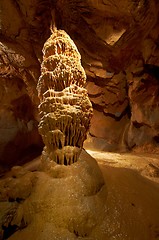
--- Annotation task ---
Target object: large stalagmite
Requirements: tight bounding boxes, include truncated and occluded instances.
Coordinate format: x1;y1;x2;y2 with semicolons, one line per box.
0;26;107;240
37;28;93;165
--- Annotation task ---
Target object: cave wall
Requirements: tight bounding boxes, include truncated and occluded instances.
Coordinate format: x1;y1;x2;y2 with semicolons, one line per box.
1;0;159;167
0;0;49;169
56;0;159;152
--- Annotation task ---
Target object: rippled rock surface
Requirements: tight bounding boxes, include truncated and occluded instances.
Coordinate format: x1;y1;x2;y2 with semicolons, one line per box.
37;28;93;165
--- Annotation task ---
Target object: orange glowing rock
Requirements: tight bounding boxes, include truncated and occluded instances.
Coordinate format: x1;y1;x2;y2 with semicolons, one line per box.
37;29;93;165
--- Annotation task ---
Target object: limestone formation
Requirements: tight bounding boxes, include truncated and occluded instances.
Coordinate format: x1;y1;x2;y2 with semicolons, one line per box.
1;0;159;162
37;29;93;165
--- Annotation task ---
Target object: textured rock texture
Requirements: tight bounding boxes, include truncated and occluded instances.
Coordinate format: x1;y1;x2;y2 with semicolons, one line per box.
0;0;48;169
1;151;159;239
0;150;107;240
37;28;92;165
55;0;159;152
1;0;159;163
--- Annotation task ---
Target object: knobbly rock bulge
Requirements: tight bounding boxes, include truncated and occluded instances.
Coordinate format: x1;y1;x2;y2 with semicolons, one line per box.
37;28;93;165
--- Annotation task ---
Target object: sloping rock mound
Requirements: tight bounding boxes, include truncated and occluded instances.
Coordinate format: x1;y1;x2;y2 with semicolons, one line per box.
0;150;107;240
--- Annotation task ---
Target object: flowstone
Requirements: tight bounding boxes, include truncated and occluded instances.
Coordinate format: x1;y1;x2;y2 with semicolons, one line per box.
0;151;107;240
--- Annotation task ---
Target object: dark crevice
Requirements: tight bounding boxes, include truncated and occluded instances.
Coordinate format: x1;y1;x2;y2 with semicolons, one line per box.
153;136;159;143
2;225;18;240
17;144;43;166
8;197;24;203
58;140;63;149
133;121;144;128
89;132;96;138
129;143;137;150
64;156;67;166
103;105;130;121
127;103;132;119
74;230;80;237
91;103;104;112
92;102;131;121
2;217;27;240
73;230;88;238
8;197;15;203
144;64;159;79
16;197;24;203
133;121;151;129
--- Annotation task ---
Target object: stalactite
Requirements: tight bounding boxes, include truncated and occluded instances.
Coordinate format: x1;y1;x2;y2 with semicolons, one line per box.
37;28;93;165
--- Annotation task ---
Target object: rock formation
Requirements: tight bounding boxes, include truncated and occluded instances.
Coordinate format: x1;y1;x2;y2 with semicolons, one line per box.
37;28;93;165
0;150;108;240
55;0;159;152
1;0;159;167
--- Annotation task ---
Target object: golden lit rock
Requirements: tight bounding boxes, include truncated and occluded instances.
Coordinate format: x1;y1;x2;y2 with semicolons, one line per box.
37;28;93;165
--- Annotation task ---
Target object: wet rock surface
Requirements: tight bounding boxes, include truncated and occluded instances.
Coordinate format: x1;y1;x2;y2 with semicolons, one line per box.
0;150;107;240
1;0;159;165
0;150;159;239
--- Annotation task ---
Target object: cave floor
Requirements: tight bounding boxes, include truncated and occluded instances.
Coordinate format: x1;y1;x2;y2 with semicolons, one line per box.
4;150;159;240
86;150;159;239
23;149;159;184
86;149;159;183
